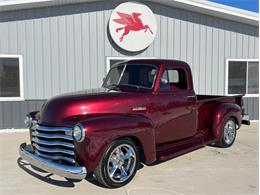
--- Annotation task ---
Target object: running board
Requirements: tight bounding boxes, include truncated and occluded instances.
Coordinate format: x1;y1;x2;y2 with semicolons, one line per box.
156;133;216;161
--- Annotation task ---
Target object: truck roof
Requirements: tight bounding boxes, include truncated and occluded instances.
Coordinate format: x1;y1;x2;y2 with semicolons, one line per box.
112;59;190;69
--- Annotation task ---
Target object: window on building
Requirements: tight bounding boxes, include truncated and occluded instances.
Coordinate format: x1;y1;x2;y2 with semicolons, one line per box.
227;60;259;96
0;55;24;101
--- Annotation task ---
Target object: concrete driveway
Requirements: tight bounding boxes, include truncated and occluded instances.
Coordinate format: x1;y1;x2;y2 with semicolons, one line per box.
0;123;258;195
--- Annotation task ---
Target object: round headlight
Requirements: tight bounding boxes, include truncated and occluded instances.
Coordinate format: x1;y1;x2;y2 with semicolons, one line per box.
24;115;32;127
73;124;85;142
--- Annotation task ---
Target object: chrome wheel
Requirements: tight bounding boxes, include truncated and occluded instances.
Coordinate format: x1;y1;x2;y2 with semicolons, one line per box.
107;144;136;183
223;119;236;145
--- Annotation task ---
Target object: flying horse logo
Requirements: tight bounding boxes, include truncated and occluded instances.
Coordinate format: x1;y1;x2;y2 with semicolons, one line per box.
113;12;153;42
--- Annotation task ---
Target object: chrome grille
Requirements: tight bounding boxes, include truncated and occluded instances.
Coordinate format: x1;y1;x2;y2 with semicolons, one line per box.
31;124;75;164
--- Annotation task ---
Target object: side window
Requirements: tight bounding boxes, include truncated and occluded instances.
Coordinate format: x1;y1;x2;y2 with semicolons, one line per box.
160;69;188;92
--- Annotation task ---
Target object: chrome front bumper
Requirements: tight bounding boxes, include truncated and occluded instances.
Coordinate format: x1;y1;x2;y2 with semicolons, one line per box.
19;143;87;180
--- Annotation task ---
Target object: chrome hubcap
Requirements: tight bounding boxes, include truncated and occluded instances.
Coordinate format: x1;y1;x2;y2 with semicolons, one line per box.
224;120;236;144
107;144;136;183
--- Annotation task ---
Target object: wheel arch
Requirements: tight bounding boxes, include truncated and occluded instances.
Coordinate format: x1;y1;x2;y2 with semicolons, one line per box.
213;103;242;140
75;114;156;172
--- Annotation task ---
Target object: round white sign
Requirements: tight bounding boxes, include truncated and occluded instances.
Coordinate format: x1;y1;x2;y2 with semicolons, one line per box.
109;2;157;52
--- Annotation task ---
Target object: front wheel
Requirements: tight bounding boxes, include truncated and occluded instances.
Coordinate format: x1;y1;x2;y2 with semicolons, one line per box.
94;139;139;188
215;118;237;148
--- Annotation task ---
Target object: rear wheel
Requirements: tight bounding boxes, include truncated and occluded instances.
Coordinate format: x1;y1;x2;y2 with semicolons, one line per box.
94;139;139;188
215;118;237;148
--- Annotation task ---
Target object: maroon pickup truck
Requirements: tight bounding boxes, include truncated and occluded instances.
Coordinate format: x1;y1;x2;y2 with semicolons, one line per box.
19;59;250;188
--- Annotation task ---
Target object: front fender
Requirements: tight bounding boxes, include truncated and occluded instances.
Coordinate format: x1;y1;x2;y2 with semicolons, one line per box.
74;114;156;172
213;103;242;140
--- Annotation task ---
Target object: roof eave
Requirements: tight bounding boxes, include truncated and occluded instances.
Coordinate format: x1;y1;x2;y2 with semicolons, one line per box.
0;0;258;26
152;0;259;26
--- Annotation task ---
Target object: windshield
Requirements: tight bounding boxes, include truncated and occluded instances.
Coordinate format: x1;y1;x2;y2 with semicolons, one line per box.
103;64;157;89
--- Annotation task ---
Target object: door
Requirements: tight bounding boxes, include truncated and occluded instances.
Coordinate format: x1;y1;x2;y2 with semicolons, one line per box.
156;67;197;144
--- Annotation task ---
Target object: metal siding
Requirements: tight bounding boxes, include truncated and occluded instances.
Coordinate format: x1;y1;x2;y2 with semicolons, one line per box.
153;5;161;59
243;97;259;120
180;10;187;61
192;13;200;94
8;22;18;52
242;24;249;58
0;100;46;129
74;13;83;91
0;22;8;52
254;32;259;59
58;15;68;93
205;16;213;95
34;18;44;98
160;8;168;59
97;5;105;87
0;104;3;127
82;11;91;89
167;7;174;60
66;14;76;92
42;15;53;99
89;6;98;88
236;24;243;58
211;17;219;95
199;15;206;94
0;1;259;128
186;12;193;69
2;102;12;128
248;26;255;59
217;19;225;95
50;16;60;96
173;8;181;60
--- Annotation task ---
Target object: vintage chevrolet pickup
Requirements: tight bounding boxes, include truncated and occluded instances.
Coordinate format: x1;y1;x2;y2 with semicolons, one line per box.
19;59;250;188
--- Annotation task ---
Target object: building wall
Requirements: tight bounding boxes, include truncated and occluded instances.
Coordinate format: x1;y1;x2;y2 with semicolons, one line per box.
0;1;259;128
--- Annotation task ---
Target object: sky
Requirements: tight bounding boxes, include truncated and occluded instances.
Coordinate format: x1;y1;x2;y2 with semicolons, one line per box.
209;0;259;13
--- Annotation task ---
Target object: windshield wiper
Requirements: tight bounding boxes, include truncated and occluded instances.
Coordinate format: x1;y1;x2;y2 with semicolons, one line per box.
106;84;120;91
106;84;141;91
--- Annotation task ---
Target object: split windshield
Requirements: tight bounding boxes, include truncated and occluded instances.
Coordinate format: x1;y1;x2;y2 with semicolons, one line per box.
103;64;157;90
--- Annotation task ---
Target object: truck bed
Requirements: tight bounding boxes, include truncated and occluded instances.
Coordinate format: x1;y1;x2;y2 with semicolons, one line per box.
196;94;243;134
197;94;243;104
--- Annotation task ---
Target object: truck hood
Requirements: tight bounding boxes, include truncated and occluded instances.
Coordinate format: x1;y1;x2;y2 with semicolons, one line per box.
39;88;149;126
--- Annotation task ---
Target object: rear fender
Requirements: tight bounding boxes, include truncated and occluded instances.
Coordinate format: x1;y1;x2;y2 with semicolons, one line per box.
213;103;242;140
74;114;156;172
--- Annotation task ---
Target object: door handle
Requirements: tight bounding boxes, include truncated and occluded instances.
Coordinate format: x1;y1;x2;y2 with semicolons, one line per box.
132;106;147;112
187;95;196;98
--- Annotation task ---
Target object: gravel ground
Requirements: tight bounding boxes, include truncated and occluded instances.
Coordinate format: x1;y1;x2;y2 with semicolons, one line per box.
0;122;258;195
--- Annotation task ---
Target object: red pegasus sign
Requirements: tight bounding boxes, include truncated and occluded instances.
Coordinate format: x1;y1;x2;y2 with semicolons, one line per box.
109;2;157;52
113;12;153;42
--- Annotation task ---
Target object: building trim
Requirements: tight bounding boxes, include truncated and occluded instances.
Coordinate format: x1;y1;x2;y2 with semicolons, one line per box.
0;54;24;102
225;58;259;98
0;0;258;26
154;0;258;26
